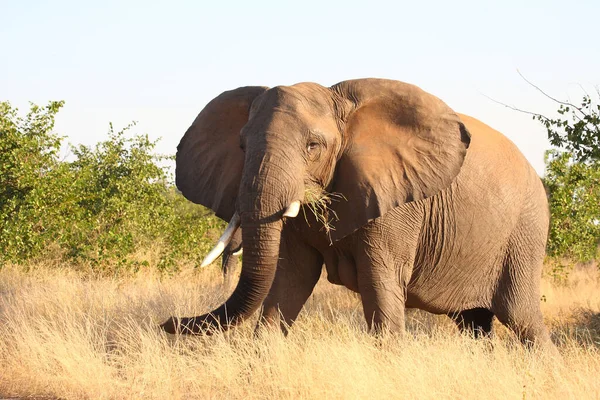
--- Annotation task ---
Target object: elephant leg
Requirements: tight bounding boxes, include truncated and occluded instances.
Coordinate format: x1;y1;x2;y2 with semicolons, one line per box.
353;211;421;334
451;308;495;338
494;304;552;349
257;230;323;335
492;217;555;351
356;264;407;334
494;293;552;349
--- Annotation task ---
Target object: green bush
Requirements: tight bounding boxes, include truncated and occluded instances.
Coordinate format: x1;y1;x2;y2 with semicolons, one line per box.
0;101;224;271
536;93;600;162
0;101;66;261
543;150;600;263
536;88;600;267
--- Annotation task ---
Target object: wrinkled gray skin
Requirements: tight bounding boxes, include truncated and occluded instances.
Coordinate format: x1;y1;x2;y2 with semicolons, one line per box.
161;78;554;349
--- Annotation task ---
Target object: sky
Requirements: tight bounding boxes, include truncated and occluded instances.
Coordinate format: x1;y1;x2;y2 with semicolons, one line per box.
1;0;598;176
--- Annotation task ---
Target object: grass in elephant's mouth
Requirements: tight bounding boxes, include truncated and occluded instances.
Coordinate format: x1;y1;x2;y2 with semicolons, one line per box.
1;262;600;400
302;186;346;241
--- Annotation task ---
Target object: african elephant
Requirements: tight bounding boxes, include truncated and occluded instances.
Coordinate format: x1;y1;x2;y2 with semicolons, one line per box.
161;78;553;348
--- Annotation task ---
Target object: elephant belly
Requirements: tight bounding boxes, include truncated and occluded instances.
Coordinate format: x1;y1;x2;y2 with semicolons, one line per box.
404;169;521;313
405;239;506;314
405;264;499;315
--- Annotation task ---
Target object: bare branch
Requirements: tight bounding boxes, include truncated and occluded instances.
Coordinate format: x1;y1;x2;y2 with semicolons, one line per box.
480;93;551;121
572;82;591;99
517;70;588;121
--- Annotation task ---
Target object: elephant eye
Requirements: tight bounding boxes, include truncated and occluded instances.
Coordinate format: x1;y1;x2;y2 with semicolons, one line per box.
306;132;324;161
307;142;320;153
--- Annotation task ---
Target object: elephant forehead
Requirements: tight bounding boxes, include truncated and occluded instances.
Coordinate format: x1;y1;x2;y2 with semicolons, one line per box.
256;84;335;116
244;89;341;142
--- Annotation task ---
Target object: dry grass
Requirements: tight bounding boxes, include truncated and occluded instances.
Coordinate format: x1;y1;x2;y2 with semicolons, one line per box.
302;186;345;241
1;263;600;399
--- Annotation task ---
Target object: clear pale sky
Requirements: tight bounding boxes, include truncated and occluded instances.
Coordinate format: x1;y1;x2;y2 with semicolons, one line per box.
1;0;598;175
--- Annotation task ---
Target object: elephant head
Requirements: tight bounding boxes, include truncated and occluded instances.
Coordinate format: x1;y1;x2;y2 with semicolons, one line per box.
161;79;470;334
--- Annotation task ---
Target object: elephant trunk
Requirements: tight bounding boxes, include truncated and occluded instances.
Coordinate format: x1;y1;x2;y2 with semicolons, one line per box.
162;220;282;334
161;152;300;334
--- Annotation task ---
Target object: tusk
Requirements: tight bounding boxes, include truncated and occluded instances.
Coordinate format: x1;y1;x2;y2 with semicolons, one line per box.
232;247;243;256
282;200;301;218
200;212;241;268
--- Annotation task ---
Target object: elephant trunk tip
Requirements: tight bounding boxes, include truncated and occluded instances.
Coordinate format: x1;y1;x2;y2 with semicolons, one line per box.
159;313;231;336
159;317;179;335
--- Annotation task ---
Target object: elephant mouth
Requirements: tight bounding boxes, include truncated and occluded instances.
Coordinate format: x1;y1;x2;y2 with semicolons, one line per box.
199;185;345;267
199;201;302;268
302;185;345;240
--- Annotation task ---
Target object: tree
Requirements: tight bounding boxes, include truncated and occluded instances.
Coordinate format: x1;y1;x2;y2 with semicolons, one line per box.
543;150;600;262
518;76;600;263
529;84;600;163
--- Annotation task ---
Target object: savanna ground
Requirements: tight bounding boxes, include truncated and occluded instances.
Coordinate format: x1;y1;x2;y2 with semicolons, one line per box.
1;260;600;400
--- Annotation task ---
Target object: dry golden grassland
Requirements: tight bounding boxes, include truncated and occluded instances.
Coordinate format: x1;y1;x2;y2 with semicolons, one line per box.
1;262;599;399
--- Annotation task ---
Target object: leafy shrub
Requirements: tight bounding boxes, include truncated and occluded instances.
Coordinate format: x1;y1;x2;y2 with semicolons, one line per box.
0;101;67;261
536;93;600;162
0;101;224;271
543;151;600;263
535;87;600;271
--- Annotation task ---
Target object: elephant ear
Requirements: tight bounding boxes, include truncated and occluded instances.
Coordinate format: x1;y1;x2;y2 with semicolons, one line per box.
329;79;471;241
176;86;268;221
